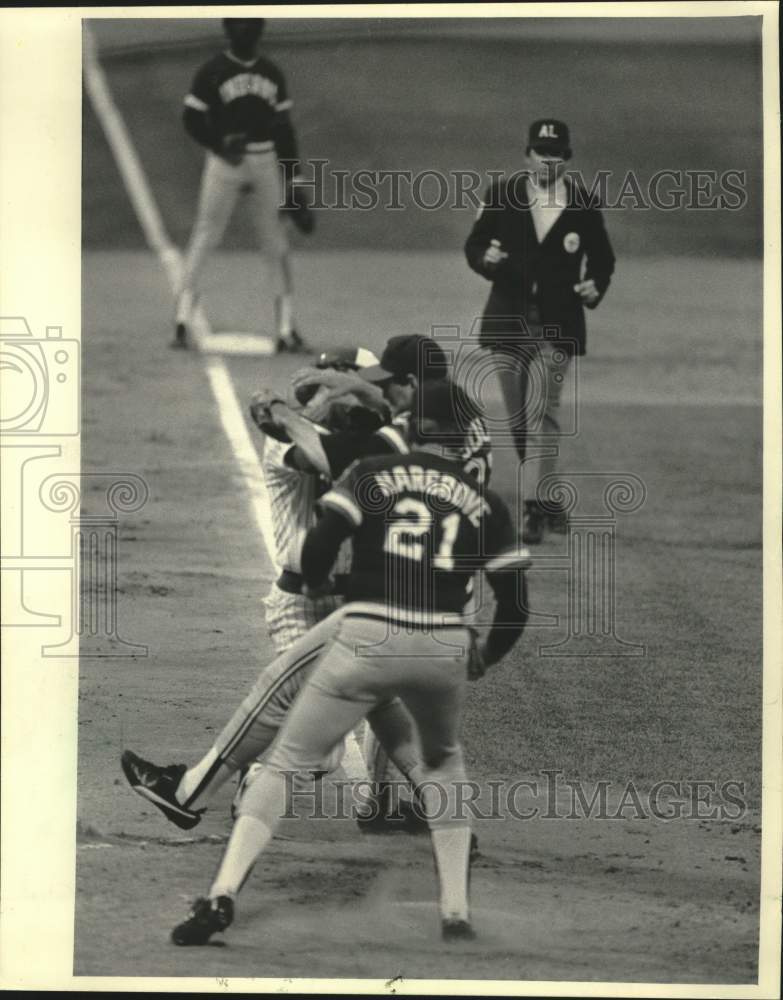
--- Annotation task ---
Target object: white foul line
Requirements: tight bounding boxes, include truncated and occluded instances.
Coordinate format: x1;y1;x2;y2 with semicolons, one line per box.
82;26;279;573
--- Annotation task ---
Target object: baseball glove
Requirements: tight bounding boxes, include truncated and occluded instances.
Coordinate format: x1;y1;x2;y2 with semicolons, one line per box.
282;178;315;234
249;390;291;442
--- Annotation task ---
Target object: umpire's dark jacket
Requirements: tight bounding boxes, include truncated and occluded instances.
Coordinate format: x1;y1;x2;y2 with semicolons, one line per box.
464;175;615;356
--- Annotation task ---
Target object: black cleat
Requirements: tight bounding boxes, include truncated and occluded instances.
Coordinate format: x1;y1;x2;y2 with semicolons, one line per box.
522;501;546;545
357;796;429;835
275;328;312;355
121;749;203;830
442;916;476;941
172;322;189;350
171;895;234;946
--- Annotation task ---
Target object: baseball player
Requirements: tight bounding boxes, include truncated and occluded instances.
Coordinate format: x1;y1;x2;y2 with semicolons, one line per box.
120;336;494;834
166;380;530;945
464;118;615;543
174;18;313;351
285;335;493;827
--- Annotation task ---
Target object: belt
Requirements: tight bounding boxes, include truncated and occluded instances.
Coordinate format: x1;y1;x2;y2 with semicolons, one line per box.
276;570;351;596
245;141;275;153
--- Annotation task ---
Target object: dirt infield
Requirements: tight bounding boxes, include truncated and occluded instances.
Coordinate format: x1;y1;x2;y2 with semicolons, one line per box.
75;249;761;982
76;22;764;984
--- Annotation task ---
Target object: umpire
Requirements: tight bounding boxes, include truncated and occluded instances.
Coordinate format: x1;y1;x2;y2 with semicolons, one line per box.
464;118;615;543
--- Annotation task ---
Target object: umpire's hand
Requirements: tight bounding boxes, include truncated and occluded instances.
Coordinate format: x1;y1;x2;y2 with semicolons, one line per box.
574;279;601;308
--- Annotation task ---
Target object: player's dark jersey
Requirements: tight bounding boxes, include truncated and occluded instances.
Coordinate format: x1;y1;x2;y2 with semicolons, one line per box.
184;52;291;145
319;392;493;487
319;451;519;619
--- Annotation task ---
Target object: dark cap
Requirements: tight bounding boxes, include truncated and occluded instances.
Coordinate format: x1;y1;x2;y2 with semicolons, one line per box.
359;335;449;384
528;118;571;158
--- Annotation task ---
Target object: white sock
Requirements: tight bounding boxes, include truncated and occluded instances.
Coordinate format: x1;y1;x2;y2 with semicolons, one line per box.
276;294;293;337
431;826;472;920
176;747;233;810
341;730;370;784
176;287;193;324
209;815;274;899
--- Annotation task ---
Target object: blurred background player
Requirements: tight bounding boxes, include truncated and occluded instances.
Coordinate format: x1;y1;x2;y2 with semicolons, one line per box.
464;118;615;543
168;381;530;945
174;17;313;351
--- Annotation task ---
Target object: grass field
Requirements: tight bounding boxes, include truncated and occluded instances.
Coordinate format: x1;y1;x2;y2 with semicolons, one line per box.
76;25;763;984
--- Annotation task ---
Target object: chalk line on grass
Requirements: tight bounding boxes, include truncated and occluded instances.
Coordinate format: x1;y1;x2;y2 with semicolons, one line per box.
82;25;279;572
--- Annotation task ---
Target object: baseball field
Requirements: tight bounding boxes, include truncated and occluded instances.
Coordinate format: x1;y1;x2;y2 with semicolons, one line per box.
76;22;764;984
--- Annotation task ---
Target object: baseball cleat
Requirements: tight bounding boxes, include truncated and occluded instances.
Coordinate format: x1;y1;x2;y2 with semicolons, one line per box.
172;322;189;350
171;895;234;946
356;796;430;835
120;749;203;830
522;501;546;545
441;916;476;941
275;328;312;355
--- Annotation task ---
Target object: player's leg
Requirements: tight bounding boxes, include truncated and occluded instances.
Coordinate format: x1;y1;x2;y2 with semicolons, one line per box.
262;582;367;781
244;153;302;347
519;340;571;537
199;629;378;911
175;153;241;336
121;606;347;826
396;630;474;933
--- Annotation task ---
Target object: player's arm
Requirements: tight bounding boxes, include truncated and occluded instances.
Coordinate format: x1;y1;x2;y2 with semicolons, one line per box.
249;392;331;476
182;64;222;154
579;206;616;309
300;475;362;593
478;492;531;667
290;368;389;418
464;182;514;280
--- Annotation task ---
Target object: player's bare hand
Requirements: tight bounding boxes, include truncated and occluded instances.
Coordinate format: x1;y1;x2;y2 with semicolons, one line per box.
574;279;600;307
221;133;247;166
482;239;509;271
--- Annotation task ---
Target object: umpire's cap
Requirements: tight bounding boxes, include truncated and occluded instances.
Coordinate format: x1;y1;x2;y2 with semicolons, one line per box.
223;18;266;36
359;335;449;384
528;119;572;159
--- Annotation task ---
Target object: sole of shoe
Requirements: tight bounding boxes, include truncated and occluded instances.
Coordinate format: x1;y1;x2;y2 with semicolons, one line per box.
120;751;202;830
442;918;476;941
171;898;233;946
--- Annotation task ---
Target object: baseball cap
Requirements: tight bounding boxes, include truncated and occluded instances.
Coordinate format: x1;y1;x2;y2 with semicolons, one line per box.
528;118;572;158
315;346;380;371
359;335;449;384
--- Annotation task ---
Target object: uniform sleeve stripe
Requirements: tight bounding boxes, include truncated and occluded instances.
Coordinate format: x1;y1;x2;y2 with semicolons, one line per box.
275;98;293;111
485;548;532;572
376;426;409;453
321;490;363;526
184;94;209;111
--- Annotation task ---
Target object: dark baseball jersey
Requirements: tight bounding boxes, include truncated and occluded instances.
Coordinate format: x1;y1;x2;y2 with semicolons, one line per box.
319;404;493;487
184;52;291;146
318;451;518;621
